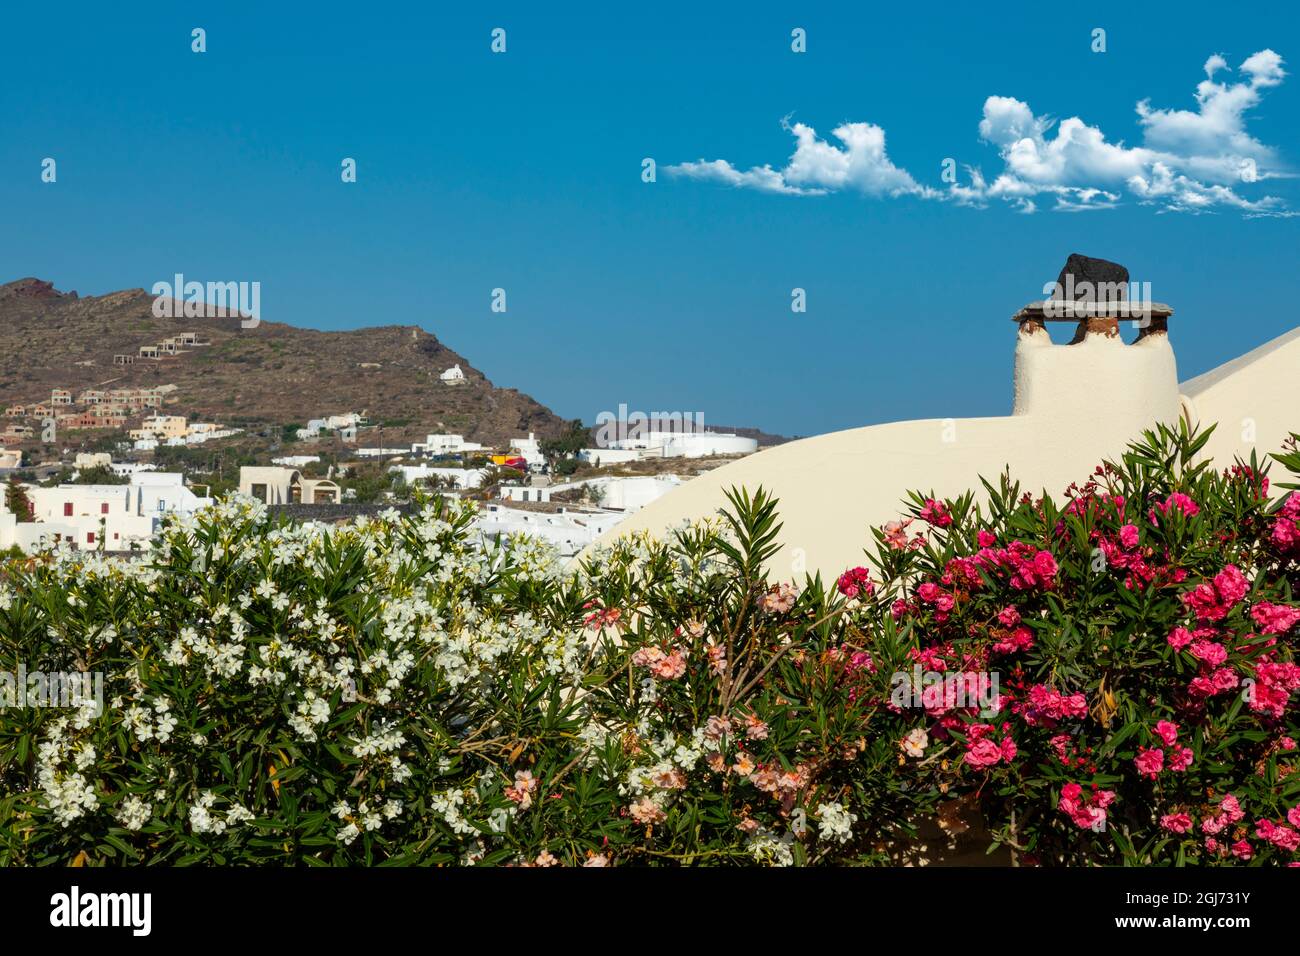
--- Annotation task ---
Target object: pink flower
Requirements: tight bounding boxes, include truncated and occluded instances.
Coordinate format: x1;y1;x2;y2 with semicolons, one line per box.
977;530;997;548
1154;720;1179;747
1057;784;1115;830
1157;492;1200;519
1231;840;1253;860
1019;684;1088;727
1250;602;1300;635
991;625;1034;656
1188;641;1228;666
1134;747;1165;778
919;498;953;528
963;738;1003;768
1167;627;1195;650
1033;551;1059;583
1256;820;1300;851
1248;661;1300;718
997;606;1021;627
836;566;874;600
1160;813;1193;834
1119;524;1139;549
1181;564;1249;622
1287;806;1300;829
1167;745;1195;772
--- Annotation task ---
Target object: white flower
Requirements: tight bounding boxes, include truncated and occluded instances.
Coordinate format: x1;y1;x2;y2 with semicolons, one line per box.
115;795;153;831
815;802;857;844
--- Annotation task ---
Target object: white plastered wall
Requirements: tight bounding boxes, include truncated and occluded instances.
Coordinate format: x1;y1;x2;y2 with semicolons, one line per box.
589;321;1263;581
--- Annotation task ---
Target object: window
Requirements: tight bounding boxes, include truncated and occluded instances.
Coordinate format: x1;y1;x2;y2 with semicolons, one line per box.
87;532;95;544
101;502;109;514
64;502;73;517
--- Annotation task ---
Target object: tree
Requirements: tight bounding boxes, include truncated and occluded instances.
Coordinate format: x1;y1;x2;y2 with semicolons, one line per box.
5;480;34;521
540;419;589;466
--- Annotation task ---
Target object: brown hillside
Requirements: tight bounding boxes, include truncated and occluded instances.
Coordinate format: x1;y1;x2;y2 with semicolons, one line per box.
0;278;568;447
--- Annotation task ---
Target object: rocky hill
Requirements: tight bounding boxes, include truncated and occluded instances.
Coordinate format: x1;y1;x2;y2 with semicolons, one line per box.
0;278;569;447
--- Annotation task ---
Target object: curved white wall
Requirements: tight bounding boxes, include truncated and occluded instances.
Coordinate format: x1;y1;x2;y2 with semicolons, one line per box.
592;323;1238;581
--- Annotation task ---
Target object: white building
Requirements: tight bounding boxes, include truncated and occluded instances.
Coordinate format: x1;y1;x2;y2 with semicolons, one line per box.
440;364;466;385
355;447;410;459
7;472;213;553
109;462;158;478
509;433;545;468
501;474;683;511
273;455;322;467
412;433;486;456
606;295;1300;580
74;452;112;470
239;467;341;505
474;504;626;559
389;464;487;490
580;431;757;464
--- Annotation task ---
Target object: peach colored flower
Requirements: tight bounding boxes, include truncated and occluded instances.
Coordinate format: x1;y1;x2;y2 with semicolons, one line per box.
705;715;733;740
505;769;538;809
743;713;769;740
759;583;798;614
901;728;928;757
629;797;666;825
650;768;687;790
706;642;727;676
649;648;687;680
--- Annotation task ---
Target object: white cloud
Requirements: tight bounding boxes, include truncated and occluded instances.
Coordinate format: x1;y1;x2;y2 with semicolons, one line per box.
668;50;1291;216
667;117;933;199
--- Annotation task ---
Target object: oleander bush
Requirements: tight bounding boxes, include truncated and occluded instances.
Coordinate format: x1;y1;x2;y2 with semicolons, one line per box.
0;423;1297;866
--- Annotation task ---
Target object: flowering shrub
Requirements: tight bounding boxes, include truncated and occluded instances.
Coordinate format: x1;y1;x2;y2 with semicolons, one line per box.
861;425;1300;865
0;496;604;865
1;423;1298;866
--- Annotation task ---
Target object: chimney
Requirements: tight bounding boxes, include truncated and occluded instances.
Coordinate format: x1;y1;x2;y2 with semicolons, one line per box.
1010;256;1179;426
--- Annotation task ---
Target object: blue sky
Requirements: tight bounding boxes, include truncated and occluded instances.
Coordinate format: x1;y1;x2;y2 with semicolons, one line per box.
2;2;1297;437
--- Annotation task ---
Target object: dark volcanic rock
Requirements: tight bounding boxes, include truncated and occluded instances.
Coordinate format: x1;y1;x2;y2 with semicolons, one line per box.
1052;254;1129;302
